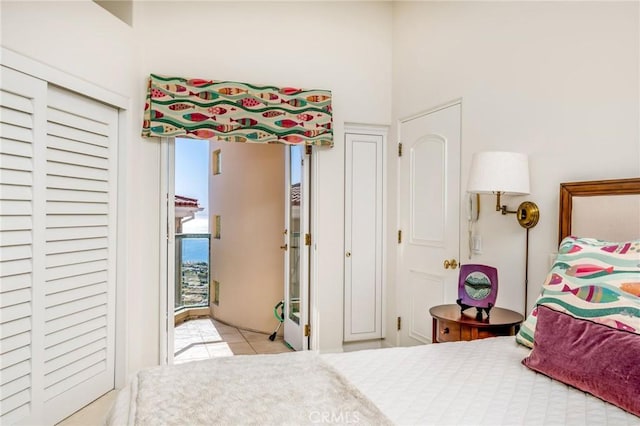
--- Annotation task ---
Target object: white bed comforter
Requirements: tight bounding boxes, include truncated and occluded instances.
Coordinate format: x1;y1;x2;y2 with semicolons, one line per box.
107;337;639;425
323;337;638;425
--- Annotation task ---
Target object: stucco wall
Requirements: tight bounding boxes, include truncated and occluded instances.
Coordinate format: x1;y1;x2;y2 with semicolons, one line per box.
208;141;285;334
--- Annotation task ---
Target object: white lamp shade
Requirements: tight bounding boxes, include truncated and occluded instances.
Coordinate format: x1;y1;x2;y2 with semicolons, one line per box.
467;151;530;195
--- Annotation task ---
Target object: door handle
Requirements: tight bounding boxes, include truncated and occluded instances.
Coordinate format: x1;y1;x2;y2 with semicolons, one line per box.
443;259;458;269
280;244;288;251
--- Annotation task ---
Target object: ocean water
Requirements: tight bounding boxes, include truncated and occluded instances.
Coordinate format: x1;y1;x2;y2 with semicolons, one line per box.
181;238;209;263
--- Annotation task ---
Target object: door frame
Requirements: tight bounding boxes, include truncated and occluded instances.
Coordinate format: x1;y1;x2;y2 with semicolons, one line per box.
159;140;319;358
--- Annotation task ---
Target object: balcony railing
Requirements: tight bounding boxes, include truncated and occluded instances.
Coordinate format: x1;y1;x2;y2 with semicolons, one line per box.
175;233;210;311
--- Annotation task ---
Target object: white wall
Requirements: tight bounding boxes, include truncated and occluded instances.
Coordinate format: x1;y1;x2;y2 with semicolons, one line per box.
4;0;636;380
391;1;639;321
132;1;393;354
2;0;393;378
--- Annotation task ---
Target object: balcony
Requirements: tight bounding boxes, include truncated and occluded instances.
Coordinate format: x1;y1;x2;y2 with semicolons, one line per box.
175;233;211;312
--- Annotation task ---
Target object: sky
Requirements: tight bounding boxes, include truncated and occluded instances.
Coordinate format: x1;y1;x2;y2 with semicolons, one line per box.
175;138;209;233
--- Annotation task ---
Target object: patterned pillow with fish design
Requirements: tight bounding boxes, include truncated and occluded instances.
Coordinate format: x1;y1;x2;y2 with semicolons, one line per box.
516;236;640;348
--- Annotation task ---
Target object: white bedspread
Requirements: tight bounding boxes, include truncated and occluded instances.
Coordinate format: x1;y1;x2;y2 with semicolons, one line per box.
107;351;390;426
107;337;639;425
322;336;638;425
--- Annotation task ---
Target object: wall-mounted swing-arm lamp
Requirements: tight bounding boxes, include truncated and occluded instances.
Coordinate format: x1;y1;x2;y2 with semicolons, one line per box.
466;151;539;229
466;151;540;316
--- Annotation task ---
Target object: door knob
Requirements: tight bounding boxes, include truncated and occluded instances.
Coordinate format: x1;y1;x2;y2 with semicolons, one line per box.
280;244;288;251
346;251;351;258
443;259;458;269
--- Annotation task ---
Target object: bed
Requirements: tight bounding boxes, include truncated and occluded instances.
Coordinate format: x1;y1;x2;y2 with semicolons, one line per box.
107;178;640;426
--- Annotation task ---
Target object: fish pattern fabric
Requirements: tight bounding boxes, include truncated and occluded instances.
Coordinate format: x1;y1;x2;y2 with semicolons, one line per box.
516;236;640;348
142;74;333;146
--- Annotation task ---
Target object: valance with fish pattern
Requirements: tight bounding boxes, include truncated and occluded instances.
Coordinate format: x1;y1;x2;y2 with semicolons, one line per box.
142;74;333;146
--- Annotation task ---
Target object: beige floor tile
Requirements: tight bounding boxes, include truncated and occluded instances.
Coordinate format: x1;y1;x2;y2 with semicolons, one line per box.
249;340;294;354
205;342;235;357
239;329;270;342
228;341;257;355
56;390;117;426
218;331;246;343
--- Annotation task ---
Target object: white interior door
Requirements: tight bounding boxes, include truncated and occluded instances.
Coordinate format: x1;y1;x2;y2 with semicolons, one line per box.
397;102;461;345
283;145;310;351
344;130;384;342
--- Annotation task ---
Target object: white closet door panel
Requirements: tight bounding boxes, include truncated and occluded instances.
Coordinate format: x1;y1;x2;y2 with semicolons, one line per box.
45;282;107;308
44;328;107;361
0;288;30;308
0;318;30;343
46;161;108;182
0;123;34;144
44;338;106;375
46;188;108;204
0;302;31;324
0;273;32;293
1;66;118;425
47;122;109;148
1;106;33;129
44;292;107;323
44;349;105;389
1;332;31;356
47;148;109;170
47;107;111;137
47;214;108;228
0;229;31;246
46;237;108;255
0;245;32;262
41;85;117;423
46;225;108;241
1;259;31;277
1;360;30;386
0;388;30;418
0;216;32;232
0;66;43;426
0;152;33;171
44;305;107;336
0;168;31;186
44;361;107;403
0;138;32;158
0;200;31;216
46;259;108;282
0;184;32;201
46;270;107;295
48;135;108;159
1;89;33;112
46;249;108;268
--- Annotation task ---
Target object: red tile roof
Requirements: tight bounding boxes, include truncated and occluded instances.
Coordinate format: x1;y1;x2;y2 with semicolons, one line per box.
175;195;200;208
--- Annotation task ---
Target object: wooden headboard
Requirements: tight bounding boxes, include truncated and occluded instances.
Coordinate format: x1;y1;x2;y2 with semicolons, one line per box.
559;177;640;244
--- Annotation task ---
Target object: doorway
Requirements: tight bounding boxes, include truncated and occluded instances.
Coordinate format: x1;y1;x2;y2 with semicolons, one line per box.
160;138;312;364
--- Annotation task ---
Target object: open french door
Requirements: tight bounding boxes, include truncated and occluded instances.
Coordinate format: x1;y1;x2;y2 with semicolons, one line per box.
283;145;310;351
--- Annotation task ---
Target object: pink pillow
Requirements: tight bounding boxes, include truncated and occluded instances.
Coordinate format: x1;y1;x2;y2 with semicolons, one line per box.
522;305;640;417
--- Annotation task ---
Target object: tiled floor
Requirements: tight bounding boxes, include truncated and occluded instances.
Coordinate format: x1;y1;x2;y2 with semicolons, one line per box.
173;317;293;363
57;317;292;425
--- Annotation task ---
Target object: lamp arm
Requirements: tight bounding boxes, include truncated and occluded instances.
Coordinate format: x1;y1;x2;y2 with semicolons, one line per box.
495;192;518;215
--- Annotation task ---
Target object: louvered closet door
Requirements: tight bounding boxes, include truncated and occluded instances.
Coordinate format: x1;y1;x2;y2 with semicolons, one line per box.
1;66;118;425
42;86;118;423
1;66;47;426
